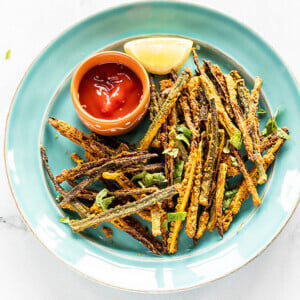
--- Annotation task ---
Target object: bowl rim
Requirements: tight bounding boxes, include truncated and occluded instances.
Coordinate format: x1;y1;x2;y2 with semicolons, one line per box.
70;50;150;125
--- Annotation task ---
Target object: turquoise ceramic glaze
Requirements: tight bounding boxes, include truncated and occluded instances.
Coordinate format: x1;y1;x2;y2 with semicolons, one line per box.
5;2;300;292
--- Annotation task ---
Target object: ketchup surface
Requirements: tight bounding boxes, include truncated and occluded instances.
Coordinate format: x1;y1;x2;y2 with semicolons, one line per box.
78;63;143;120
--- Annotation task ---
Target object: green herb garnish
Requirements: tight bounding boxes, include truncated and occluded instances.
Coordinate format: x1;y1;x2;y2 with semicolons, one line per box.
222;188;238;212
174;160;184;183
262;105;283;136
96;188;115;211
176;124;192;139
276;127;290;140
230;156;239;167
60;216;70;224
56;193;61;201
163;212;187;230
176;124;192;147
131;171;147;181
138;180;146;188
223;140;230;154
176;133;190;147
229;131;242;150
5;50;11;59
132;171;166;187
162;148;179;158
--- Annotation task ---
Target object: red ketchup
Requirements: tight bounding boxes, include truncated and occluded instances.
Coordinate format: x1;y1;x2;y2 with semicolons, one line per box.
78;62;143;120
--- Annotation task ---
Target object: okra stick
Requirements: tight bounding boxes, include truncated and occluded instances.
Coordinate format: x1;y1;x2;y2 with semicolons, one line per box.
194;210;210;240
179;94;199;139
168;141;198;253
185;133;205;238
249;77;266;184
230;144;261;205
200;75;241;146
225;74;254;160
70;185;179;232
149;74;160;121
171;69;178;81
137;68;191;150
210;64;235;118
222;133;288;232
41;146;92;219
170;129;189;162
203;60;234;119
192;48;203;75
102;171;152;222
151;204;162;236
59;153;158;206
230;71;250;118
186;76;201;132
207;163;227;232
108;187;159;197
48;117;103;158
207;129;226;207
199;99;218;206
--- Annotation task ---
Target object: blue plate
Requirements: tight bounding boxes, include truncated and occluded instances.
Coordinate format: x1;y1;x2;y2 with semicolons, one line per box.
5;1;300;292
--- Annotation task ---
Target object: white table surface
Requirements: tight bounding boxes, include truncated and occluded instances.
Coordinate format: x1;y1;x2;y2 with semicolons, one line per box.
1;0;299;299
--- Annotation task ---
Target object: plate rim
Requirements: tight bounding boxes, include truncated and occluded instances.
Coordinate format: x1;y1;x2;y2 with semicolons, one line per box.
4;0;300;293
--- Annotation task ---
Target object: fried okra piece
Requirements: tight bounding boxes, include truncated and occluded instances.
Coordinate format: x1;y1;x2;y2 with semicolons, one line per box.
59;153;158;206
168;141;198;253
225;74;254;160
203;60;234;119
207;163;227;232
185;133;205;238
230;145;261;205
194;210;210;240
200;75;241;149
70;186;179;232
222;131;289;232
137;68;191;150
199;99;218;206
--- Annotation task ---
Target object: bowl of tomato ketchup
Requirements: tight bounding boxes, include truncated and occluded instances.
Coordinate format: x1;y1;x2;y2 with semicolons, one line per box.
71;51;150;135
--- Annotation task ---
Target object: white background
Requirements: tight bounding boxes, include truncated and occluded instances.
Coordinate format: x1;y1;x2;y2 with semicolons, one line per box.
0;0;299;299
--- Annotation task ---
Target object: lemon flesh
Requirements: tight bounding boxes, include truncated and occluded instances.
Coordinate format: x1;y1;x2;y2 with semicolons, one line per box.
124;37;193;75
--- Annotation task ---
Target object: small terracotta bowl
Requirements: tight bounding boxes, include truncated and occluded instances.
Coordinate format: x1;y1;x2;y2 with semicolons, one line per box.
70;51;150;136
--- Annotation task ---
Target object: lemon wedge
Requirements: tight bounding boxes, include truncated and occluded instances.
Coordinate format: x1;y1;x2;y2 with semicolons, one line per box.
124;37;193;75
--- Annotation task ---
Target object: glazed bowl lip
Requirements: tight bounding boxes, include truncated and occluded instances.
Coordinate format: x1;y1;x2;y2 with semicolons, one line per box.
70;51;150;126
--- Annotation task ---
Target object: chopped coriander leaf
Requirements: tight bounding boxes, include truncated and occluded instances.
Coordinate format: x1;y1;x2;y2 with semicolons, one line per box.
176;124;192;139
152;172;167;183
262;105;283;136
273;105;282;120
131;171;147;181
167;212;187;222
229;131;242;150
174;160;184;183
96;188;115;210
163;212;187;230
143;172;154;187
262;119;277;136
222;188;238;212
276;127;290;140
223;140;230;154
162;148;179;158
230;156;239;167
5;49;11;59
60;216;70;224
132;171;166;187
176;133;190;147
100;196;115;211
138;180;146;188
